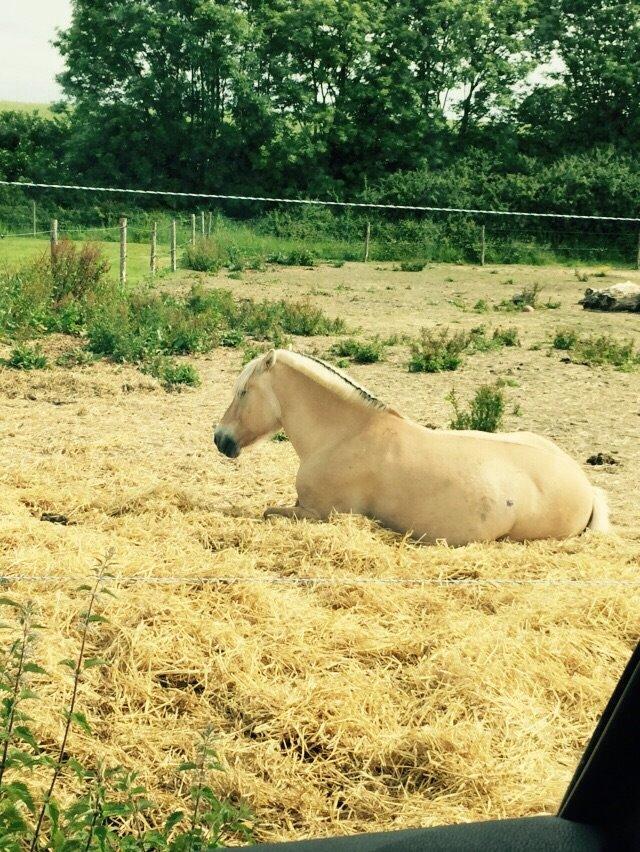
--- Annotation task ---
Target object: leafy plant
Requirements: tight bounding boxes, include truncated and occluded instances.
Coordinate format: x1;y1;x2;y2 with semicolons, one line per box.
496;283;541;311
398;261;426;272
267;248;316;267
448;384;505;432
330;337;385;363
142;357;201;389
408;328;469;373
182;239;224;273
553;327;579;350
5;343;48;370
569;334;639;369
55;347;95;368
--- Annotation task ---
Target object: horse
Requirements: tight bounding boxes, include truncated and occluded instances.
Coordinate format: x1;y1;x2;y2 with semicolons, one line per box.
213;348;610;545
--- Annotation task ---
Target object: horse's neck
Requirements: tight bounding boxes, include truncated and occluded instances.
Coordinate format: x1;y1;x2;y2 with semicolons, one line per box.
272;362;372;459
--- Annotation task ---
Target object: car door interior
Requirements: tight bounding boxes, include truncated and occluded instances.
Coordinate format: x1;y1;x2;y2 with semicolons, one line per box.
253;641;640;851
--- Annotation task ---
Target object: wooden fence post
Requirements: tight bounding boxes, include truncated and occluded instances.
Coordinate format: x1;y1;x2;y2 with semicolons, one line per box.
150;221;157;276
191;214;196;246
50;219;58;259
32;201;37;236
636;230;640;270
201;211;205;237
480;224;486;267
207;212;212;237
364;221;371;263
119;217;127;288
171;220;177;272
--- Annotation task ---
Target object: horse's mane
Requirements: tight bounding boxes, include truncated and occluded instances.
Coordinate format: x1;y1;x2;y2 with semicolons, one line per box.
238;349;392;412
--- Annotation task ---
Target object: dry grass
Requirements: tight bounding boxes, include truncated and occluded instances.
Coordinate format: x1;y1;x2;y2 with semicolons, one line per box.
0;260;639;843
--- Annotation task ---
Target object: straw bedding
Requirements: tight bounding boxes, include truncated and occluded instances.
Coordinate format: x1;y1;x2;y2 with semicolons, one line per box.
0;262;639;843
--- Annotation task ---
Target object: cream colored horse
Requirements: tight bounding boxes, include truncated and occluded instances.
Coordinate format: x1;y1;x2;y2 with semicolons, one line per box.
213;349;609;545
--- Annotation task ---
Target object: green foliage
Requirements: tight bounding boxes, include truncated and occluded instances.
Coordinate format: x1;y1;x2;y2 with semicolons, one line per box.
267;248;316;267
398;261;426;272
5;343;48;370
408;328;469;373
448;384;505;432
330;337;385;364
142;357;201;389
565;334;640;370
182;239;224;273
0;565;254;850
496;283;541;311
553;328;579;351
55;347;96;367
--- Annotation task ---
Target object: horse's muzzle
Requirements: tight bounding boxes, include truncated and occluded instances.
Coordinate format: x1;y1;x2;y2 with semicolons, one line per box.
214;429;240;458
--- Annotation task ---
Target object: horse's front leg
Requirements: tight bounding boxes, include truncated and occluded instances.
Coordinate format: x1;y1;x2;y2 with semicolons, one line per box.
263;502;321;522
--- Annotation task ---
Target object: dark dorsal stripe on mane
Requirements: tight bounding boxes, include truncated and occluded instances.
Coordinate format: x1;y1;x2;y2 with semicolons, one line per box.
296;352;388;410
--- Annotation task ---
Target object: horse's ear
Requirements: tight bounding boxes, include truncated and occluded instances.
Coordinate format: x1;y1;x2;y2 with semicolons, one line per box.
263;349;277;370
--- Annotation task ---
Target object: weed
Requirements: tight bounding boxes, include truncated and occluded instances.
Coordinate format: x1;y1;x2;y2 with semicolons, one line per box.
182;239;224;273
330;337;385;364
448;384;505;432
543;299;561;309
408;328;469;373
55;347;95;368
492;326;521;347
570;334;639;369
330;260;345;268
473;299;490;313
399;261;426;272
574;269;589;283
272;431;289;442
496;282;542;311
5;343;48;370
267;248;316;267
142;357;201;389
553;328;579;350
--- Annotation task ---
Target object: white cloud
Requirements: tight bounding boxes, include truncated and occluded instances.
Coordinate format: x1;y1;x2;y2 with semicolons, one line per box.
0;0;72;103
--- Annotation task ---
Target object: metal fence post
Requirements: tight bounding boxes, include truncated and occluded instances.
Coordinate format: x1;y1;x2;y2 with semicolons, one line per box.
636;230;640;270
207;212;212;237
119;217;127;287
32;201;37;236
191;214;196;246
481;224;486;267
201;211;205;237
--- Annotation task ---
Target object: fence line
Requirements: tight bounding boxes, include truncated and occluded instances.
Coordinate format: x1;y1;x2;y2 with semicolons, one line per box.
2;178;640;222
1;574;639;589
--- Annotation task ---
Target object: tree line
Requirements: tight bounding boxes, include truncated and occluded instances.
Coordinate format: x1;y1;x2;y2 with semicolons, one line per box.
0;0;639;217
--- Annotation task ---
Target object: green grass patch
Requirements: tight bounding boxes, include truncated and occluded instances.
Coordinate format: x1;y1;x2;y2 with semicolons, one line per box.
408;328;470;373
142;357;201;389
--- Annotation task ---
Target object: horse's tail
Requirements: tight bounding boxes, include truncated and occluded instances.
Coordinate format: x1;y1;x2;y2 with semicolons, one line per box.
586;487;611;533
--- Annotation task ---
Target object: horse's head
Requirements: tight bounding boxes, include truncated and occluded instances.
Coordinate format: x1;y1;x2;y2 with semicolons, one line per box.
214;350;281;458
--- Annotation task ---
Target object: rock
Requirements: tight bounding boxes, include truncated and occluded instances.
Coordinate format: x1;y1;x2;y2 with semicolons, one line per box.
580;281;640;312
586;452;618;466
522;305;535;313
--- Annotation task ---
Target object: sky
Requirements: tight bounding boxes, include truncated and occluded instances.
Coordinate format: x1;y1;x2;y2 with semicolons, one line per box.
0;0;72;103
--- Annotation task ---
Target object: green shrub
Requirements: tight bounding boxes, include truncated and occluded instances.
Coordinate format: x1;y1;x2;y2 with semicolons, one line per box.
50;239;110;301
267;247;316;266
182;238;224;272
571;334;639;369
55;347;95;367
448;384;505;432
473;299;490;313
492;326;520;347
143;357;201;389
5;343;48;369
330;337;385;363
408;328;469;373
496;282;541;311
398;261;426;272
553;328;579;350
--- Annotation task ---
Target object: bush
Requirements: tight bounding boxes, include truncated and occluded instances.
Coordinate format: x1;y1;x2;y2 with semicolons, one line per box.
142;357;201;389
448;384;505;432
5;343;48;369
492;326;520;347
408;328;469;373
330;337;385;363
570;334;639;369
398;261;426;272
50;240;110;301
55;347;95;367
182;238;224;272
267;248;316;266
496;283;541;311
553;328;579;350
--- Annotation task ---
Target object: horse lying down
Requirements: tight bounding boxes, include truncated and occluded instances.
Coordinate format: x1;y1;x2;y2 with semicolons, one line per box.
213;349;609;545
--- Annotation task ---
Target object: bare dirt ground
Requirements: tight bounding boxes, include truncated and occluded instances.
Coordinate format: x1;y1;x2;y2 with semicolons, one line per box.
0;261;638;843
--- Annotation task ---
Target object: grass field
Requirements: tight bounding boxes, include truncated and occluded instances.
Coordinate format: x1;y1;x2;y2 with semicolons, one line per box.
0;100;53;117
0;257;639;843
